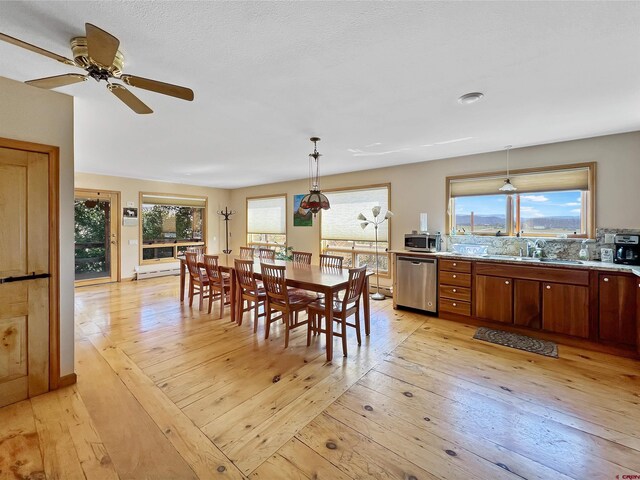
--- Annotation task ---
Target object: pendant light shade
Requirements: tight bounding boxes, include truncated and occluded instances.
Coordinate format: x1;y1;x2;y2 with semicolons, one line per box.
301;137;330;215
498;145;517;192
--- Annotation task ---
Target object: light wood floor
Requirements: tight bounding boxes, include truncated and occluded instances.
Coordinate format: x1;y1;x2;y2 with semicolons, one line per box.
2;276;640;479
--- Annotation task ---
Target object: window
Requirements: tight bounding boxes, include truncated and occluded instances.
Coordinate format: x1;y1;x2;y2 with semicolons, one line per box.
447;163;595;238
140;193;206;263
320;185;391;275
246;195;287;252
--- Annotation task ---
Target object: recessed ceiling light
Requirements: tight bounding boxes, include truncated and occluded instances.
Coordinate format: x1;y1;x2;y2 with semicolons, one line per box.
458;92;484;105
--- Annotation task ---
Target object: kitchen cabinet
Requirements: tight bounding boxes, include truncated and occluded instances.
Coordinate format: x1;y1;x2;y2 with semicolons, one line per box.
542;282;589;338
475;274;513;323
438;260;472;317
514;279;541;329
598;274;637;347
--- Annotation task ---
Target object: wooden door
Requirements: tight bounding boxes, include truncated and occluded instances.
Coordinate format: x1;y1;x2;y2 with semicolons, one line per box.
514;279;541;329
598;274;636;347
74;190;120;285
542;282;589;338
475;274;513;324
0;147;50;407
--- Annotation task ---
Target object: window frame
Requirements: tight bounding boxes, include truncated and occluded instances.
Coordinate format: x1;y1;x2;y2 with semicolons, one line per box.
139;191;208;265
445;162;596;238
319;183;392;278
245;193;288;252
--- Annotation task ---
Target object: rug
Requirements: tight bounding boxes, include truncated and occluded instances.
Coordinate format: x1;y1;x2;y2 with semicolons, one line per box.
473;327;559;358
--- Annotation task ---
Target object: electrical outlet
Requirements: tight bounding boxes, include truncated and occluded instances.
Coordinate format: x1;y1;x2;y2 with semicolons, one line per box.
126;201;135;207
129;239;138;246
604;233;616;243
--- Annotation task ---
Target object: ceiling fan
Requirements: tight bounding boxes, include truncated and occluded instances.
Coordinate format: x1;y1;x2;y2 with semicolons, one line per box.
0;23;194;114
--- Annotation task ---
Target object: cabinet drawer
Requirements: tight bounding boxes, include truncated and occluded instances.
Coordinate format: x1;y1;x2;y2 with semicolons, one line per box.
439;271;471;287
439;285;471;302
440;298;471;316
440;259;471;273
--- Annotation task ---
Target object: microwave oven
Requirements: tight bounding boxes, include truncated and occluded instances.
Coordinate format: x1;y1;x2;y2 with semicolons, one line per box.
404;233;441;252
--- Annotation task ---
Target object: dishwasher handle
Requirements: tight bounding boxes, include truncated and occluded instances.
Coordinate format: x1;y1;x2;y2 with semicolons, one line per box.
398;256;436;265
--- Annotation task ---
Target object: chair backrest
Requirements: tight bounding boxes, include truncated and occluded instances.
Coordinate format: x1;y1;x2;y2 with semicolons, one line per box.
260;262;288;306
292;251;312;264
319;254;343;269
342;266;368;307
258;248;276;261
234;258;258;291
186;245;205;255
185;252;204;280
240;246;254;258
203;254;224;285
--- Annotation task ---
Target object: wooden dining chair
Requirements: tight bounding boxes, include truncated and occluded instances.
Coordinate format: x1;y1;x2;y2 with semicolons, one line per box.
203;255;231;318
307;266;367;356
186;245;206;255
235;258;266;331
185;252;209;310
260;263;315;348
258;248;276;261
319;254;343;269
292;251;312;264
240;246;254;258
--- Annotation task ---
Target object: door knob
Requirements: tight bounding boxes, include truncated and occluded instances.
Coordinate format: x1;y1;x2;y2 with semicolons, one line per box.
453;262;457;267
546;285;551;289
505;281;510;285
452;302;457;307
452;274;457;278
452;289;457;293
603;278;609;282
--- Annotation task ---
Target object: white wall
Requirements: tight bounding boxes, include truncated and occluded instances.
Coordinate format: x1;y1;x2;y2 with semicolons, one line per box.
0;76;75;376
74;172;231;279
229;131;640;264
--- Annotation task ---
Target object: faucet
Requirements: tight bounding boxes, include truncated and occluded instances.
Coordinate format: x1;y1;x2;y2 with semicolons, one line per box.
533;239;547;258
520;240;535;257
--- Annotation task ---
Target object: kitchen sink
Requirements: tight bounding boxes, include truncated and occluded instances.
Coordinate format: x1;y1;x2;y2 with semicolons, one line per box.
538;258;583;265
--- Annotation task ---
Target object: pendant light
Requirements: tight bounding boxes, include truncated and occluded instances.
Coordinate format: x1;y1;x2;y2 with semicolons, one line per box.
499;145;517;192
300;137;330;215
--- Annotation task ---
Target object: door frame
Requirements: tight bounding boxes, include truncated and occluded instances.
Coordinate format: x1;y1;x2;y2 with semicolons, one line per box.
74;188;121;286
0;137;61;390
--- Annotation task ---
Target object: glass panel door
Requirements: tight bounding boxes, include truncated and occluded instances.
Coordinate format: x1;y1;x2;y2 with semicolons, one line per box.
74;190;119;284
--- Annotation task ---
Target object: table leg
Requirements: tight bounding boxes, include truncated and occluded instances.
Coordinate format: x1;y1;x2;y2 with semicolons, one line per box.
363;275;371;336
324;286;333;362
179;259;186;303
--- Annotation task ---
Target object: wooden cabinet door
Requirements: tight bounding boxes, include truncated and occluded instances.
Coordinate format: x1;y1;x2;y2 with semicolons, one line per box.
542;282;589;338
475;275;513;324
514;279;541;329
0;147;50;407
599;274;637;347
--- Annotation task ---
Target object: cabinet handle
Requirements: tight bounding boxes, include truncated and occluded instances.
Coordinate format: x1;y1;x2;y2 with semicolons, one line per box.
505;281;510;285
453;262;457;267
603;277;609;282
452;302;457;307
546;285;551;289
452;289;457;293
452;274;457;278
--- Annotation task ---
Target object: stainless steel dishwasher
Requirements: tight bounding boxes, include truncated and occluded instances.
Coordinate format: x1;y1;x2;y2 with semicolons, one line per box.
396;256;437;312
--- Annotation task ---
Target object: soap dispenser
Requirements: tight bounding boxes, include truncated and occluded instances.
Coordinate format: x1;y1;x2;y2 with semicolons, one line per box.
579;240;589;261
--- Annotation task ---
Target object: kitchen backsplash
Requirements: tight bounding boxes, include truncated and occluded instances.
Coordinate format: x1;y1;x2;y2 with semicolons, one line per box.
445;228;640;260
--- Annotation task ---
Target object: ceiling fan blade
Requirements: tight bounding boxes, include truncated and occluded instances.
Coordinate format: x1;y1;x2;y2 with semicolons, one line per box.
121;74;194;101
26;73;88;89
107;83;153;114
0;32;76;66
85;23;120;68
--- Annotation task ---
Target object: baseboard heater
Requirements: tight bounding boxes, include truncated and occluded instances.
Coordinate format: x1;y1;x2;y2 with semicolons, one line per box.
369;284;393;297
135;263;181;280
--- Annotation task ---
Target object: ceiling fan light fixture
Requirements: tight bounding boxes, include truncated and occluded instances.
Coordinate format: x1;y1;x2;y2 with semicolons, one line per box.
301;137;331;216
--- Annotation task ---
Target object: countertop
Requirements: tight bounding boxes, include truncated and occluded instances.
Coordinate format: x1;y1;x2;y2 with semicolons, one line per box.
390;250;640;278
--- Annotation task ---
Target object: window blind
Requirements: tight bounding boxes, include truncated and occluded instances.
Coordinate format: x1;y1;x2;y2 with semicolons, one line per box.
141;194;206;208
450;167;590;198
322;186;390;242
247;196;286;234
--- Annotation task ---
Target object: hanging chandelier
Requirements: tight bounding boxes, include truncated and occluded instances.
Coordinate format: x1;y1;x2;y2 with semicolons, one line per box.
300;136;330;215
499;145;517;192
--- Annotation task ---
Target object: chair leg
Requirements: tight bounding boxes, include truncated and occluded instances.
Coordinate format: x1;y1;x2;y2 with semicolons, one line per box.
265;308;271;339
188;279;194;307
208;287;213;314
219;288;224;319
306;314;312;347
253;300;259;333
284;312;291;348
355;309;362;345
341;318;348;357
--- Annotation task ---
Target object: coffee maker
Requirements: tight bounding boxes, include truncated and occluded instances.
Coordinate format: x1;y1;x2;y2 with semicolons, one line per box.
613;234;640;265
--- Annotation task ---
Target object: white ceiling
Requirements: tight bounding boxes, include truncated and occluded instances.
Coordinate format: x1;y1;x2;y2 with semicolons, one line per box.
1;1;640;188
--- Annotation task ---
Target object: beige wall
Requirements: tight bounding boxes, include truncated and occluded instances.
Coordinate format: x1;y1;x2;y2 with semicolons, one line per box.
0;76;75;376
74;172;231;279
229;131;640;263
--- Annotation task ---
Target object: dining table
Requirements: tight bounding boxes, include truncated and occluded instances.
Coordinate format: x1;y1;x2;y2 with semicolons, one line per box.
178;254;371;362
